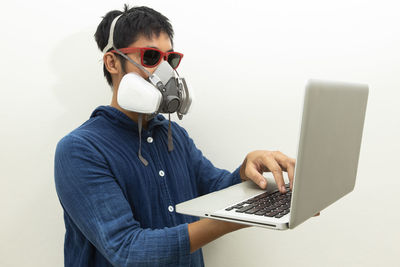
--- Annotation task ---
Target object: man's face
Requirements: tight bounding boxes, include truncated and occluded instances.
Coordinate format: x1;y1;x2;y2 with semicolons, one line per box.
120;32;173;78
104;31;175;119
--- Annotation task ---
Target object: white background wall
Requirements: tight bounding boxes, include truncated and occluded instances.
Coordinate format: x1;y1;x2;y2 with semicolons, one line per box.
1;0;399;266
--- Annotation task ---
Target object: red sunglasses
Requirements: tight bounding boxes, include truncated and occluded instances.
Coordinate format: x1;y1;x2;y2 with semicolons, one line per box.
111;47;184;69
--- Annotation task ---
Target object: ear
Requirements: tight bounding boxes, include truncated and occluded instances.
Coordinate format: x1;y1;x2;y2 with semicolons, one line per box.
103;52;120;74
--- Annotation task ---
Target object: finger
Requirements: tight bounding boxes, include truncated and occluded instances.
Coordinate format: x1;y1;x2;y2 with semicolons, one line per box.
247;167;268;189
287;164;294;190
261;155;285;193
290;158;296;189
275;152;296;189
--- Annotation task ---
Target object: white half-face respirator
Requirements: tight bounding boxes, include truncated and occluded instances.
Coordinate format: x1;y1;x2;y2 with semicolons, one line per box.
117;61;193;117
103;14;194;166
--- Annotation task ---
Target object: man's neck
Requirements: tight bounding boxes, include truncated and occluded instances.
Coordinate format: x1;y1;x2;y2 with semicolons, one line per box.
110;95;149;129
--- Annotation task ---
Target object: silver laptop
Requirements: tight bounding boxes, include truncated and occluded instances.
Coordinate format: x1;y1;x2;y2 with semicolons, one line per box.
176;79;369;230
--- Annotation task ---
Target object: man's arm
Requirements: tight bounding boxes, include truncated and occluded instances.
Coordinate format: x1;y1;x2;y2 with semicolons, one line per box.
55;134;247;265
188;219;247;253
179;126;242;195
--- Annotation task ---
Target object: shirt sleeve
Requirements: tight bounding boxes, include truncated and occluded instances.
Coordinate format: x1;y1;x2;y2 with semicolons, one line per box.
54;134;191;267
179;127;242;195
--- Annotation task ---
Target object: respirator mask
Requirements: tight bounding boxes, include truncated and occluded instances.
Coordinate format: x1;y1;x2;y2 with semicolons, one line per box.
103;14;194;165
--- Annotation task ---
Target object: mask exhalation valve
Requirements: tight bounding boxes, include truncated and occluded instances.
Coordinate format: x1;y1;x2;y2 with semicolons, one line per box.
165;96;180;113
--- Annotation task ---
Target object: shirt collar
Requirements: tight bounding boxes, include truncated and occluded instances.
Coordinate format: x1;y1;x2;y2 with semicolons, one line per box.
90;105;167;132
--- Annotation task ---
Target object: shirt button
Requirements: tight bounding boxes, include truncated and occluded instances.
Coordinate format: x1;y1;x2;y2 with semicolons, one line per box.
168;205;174;212
159;170;165;177
147;137;153;143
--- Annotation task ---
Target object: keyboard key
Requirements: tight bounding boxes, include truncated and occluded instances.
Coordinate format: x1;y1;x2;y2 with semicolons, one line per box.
225;185;292;217
236;205;254;213
272;202;281;209
245;206;263;214
255;193;268;200
282;210;290;215
254;210;267;216
259;203;271;209
265;206;274;211
265;210;279;217
276;206;285;212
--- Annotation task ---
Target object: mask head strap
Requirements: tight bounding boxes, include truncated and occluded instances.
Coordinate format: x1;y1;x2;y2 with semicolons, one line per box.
103;14;122;54
102;14;155;79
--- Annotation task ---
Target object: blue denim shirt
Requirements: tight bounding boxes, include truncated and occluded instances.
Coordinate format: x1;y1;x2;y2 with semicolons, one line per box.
54;106;242;267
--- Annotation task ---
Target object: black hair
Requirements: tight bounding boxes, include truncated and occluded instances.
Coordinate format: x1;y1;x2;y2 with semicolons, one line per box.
94;4;174;87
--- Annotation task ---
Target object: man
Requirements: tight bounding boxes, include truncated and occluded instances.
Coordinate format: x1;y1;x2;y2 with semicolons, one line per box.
54;5;297;267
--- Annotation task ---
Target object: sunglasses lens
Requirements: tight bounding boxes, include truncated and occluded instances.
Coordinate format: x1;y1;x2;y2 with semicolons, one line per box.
143;49;161;67
167;53;182;69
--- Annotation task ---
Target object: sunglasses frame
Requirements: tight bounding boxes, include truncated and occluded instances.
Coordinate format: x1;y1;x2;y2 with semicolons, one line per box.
110;47;184;69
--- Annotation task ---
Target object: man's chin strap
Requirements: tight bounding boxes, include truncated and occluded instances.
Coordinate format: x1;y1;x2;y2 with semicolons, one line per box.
168;113;174;152
137;114;149;166
137;113;174;166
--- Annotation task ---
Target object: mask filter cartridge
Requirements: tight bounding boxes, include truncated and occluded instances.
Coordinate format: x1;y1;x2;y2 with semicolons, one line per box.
117;72;162;114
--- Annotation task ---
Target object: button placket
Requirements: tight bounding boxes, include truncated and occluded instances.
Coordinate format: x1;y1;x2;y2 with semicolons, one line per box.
146;136;175;220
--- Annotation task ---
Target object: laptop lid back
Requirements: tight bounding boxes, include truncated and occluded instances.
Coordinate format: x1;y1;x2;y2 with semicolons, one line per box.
289;79;369;229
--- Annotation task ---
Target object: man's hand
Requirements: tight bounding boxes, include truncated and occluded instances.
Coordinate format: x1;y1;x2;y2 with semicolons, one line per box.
239;150;296;193
240;150;321;217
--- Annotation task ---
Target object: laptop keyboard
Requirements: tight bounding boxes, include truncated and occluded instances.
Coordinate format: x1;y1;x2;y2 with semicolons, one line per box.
224;184;292;218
